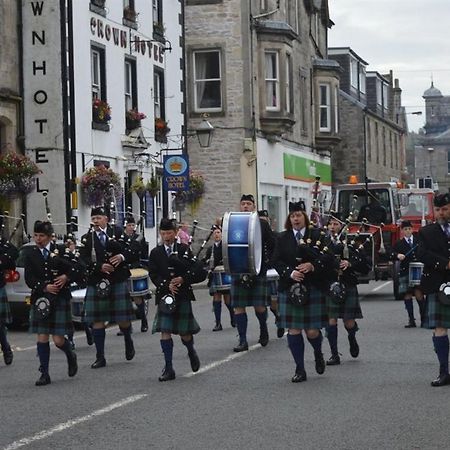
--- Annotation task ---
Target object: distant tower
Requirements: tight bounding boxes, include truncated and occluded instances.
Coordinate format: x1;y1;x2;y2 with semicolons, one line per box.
422;82;443;134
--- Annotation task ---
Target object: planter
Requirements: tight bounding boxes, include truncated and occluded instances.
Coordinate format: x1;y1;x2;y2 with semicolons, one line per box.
123;7;137;22
126;118;141;131
91;0;106;7
93;109;109;124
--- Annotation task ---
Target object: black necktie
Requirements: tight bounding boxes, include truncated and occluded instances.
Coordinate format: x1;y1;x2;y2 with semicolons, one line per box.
99;231;106;246
295;231;302;242
42;248;49;260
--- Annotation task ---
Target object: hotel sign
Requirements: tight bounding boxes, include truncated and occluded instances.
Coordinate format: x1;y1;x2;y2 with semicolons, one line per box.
163;155;190;192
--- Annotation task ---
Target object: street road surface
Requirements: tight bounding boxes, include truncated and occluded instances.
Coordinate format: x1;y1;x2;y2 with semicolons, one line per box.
1;281;448;450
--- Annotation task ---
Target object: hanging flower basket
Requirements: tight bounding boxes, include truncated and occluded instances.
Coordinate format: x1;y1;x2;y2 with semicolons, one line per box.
175;170;205;215
130;173;161;199
92;98;111;124
0;153;41;198
126;109;146;131
155;117;170;143
130;176;147;199
123;6;137;22
146;171;161;197
81;165;122;206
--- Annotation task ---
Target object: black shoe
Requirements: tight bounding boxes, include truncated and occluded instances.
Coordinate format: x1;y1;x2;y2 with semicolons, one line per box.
188;351;200;372
405;321;416;328
258;330;269;347
213;323;223;332
91;357;106;369
125;339;135;361
277;327;285;338
348;335;360;358
314;351;326;374
291;369;307;383
326;354;341;366
35;373;51;386
67;351;78;377
3;348;13;365
158;367;176;382
141;319;148;333
431;373;450;387
233;342;249;352
86;329;94;346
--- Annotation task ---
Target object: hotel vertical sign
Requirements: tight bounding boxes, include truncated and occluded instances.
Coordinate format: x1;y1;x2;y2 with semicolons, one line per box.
22;0;67;232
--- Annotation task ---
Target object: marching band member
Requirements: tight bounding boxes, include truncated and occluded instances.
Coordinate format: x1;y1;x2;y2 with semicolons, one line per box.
417;193;450;387
25;221;80;386
79;207;140;369
272;202;333;382
123;214;149;332
204;227;234;331
149;218;206;381
325;215;371;365
231;195;275;352
392;220;426;328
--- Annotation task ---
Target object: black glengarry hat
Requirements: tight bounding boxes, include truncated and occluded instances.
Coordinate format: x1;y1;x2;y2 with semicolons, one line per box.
125;214;135;224
160;218;177;231
434;193;450;207
240;194;255;203
401;220;413;228
258;209;269;218
34;220;54;236
288;201;306;213
91;206;108;217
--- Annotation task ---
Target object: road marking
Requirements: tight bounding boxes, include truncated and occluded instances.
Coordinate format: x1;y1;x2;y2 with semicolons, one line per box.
371;281;392;292
2;394;147;450
183;342;264;378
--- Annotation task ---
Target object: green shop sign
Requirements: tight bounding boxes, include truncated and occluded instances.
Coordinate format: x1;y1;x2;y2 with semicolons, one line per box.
283;153;331;185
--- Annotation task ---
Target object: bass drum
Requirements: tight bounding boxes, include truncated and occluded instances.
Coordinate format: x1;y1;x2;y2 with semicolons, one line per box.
222;211;262;275
392;260;402;300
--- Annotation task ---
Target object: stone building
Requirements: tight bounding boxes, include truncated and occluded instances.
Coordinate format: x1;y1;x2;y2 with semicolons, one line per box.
184;0;340;231
328;47;406;186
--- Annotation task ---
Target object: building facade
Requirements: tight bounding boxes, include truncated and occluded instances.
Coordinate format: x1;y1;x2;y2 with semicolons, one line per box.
21;0;184;248
328;47;406;186
185;0;340;231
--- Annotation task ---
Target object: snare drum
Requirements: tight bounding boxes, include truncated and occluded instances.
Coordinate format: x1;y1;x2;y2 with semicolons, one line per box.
71;288;86;323
213;265;232;292
129;268;150;297
222;211;262;275
408;262;424;287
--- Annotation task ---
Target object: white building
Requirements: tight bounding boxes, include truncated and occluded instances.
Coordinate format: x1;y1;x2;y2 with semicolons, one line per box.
22;0;184;248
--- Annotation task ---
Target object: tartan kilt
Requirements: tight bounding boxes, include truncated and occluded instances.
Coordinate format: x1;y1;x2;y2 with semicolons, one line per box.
29;293;73;336
327;285;363;320
152;300;200;336
427;293;450;329
268;280;278;298
278;286;328;330
0;287;12;324
84;281;134;323
398;274;421;297
209;277;231;296
230;276;269;308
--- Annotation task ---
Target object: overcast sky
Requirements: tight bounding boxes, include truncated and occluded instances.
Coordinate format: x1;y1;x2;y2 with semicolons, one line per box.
328;0;450;132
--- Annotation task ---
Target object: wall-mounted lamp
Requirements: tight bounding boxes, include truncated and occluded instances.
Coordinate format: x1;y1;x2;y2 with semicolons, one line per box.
196;117;214;148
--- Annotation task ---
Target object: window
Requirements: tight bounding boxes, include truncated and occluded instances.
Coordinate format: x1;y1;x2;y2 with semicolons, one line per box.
350;59;358;89
91;45;106;100
265;51;279;111
193;50;222;112
286;0;298;31
312;11;319;43
367;120;371;162
300;70;308;133
319;84;330;132
260;0;267;11
334;86;339;133
153;0;163;28
154;67;165;120
448;150;450;174
359;67;366;94
124;0;134;8
383;83;389;110
375;122;379;163
376;80;382;106
124;58;137;111
285;54;292;113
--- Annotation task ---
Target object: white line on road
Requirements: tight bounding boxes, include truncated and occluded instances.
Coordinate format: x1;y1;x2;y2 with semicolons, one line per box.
2;394;147;450
371;281;392;292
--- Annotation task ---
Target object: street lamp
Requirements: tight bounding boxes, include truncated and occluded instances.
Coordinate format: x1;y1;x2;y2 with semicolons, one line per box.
196;117;214;148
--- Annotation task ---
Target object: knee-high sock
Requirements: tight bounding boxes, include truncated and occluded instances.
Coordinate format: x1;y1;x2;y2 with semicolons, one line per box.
287;333;305;371
269;306;278;319
56;338;73;357
37;342;50;374
255;309;268;333
307;332;323;353
433;335;449;375
137;302;146;320
345;322;359;337
92;328;106;358
181;336;195;355
326;324;338;356
119;325;133;345
404;299;415;321
225;302;234;321
213;301;222;324
0;324;10;351
160;339;173;369
234;313;248;344
418;300;427;323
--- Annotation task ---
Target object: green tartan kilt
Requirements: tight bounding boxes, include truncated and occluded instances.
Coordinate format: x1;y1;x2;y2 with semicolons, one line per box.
29;292;73;336
0;287;12;324
278;285;328;330
230;276;269;308
152;300;200;336
427;293;450;329
398;274;421;297
84;281;134;323
326;285;363;320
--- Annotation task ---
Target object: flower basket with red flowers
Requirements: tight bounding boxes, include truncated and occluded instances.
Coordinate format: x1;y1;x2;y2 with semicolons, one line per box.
81;165;122;206
155;117;170;143
92;98;111;123
0;153;41;198
126;109;146;130
123;6;137;22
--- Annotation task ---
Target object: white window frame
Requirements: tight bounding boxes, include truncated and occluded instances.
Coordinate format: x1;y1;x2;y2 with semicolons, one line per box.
334;86;339;133
265;51;280;111
383;83;389;110
193;49;222;113
91;49;101;99
154;71;162;118
124;60;133;111
350;58;358;89
376;80;382;106
286;0;298;32
319;83;331;132
285;54;292;114
359;67;366;94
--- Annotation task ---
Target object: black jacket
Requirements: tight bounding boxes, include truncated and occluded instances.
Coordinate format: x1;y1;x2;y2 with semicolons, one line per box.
260;219;276;275
391;236;419;275
205;242;223;269
417;222;450;294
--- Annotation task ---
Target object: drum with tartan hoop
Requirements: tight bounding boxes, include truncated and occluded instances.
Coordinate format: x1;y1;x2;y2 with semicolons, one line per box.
408;262;424;287
213;265;232;292
129;268;150;297
222;211;262;275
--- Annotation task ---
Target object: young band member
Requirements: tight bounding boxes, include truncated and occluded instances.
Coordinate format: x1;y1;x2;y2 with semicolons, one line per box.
124;214;149;332
205;227;234;331
272;202;333;382
149;218;206;381
231;195;275;352
79;207;140;369
25;221;80;386
417;193;450;386
392;220;426;328
325;215;370;365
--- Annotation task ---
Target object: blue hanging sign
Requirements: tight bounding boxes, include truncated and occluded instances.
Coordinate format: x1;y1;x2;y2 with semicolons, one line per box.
163;155;189;192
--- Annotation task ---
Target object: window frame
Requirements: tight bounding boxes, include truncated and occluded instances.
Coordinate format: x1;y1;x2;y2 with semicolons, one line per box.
319;83;331;132
124;57;137;111
91;45;106;101
334;86;339;133
154;67;165;120
285;54;293;114
265;51;280;112
350;58;358;89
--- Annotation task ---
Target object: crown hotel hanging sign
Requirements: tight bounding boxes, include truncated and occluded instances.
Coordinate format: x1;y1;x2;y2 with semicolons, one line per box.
163;155;190;192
